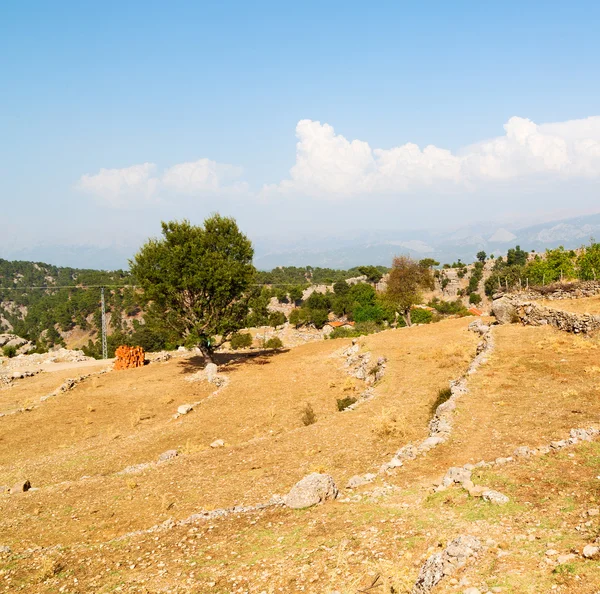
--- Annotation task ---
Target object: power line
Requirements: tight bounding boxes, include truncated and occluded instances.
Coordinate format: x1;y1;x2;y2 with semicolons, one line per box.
0;285;133;290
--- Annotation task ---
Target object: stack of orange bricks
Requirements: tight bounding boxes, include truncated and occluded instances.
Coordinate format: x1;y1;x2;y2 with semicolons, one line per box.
114;345;145;370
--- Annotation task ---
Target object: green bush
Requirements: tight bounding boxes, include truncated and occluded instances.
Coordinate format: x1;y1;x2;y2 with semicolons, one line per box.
328;320;384;339
469;292;482;305
353;303;384;323
265;336;283;349
308;308;329;329
337;396;357;411
428;297;468;316
268;311;286;328
410;308;433;324
328;326;358;339
354;320;384;334
230;332;253;350
2;345;17;358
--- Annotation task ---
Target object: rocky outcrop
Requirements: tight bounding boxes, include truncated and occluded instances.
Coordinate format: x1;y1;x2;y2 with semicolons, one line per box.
411;535;482;594
0;334;34;355
283;473;338;509
491;296;517;324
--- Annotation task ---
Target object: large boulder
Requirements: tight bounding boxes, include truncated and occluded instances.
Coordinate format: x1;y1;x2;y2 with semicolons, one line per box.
284;473;338;509
491;297;517;324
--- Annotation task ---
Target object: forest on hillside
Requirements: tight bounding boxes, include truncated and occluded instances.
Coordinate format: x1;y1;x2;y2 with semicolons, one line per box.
3;243;600;359
0;260;389;357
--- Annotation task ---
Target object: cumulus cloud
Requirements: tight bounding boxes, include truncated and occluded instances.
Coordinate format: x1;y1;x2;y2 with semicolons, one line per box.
265;116;600;198
77;163;158;206
77;158;246;207
162;159;247;194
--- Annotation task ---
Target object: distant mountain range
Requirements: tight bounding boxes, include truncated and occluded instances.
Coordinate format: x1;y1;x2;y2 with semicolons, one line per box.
2;213;600;271
252;212;600;269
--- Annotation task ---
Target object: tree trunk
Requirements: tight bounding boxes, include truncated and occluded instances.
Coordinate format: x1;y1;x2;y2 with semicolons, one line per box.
403;308;412;327
198;343;215;364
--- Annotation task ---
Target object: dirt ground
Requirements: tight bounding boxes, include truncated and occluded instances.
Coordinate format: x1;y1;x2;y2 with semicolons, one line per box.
2;318;600;593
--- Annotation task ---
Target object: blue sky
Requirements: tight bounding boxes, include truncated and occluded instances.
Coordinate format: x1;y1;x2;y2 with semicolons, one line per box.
1;1;600;267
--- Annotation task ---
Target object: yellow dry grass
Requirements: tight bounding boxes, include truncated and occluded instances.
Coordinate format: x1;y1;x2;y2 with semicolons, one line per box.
536;295;600;315
0;318;478;550
4;319;600;592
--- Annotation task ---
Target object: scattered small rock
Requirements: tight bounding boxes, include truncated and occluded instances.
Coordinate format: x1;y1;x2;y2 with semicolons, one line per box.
10;480;31;494
157;450;178;463
411;535;481;594
442;467;472;487
210;439;225;448
583;545;600;559
346;474;376;489
177;404;194;415
0;546;11;554
482;490;509;505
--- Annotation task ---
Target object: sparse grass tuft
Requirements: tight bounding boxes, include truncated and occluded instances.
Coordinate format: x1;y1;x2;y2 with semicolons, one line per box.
38;555;64;582
371;409;412;441
430;386;452;415
300;402;317;426
336;396;357;411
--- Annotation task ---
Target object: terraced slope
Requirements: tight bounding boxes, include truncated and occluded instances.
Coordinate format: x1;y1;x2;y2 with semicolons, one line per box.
2;318;600;593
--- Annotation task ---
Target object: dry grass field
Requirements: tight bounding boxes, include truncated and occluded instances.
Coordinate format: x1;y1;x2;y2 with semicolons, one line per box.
536;295;600;315
2;317;600;593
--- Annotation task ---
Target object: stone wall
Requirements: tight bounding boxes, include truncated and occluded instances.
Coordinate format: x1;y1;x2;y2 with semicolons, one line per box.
492;296;600;334
512;280;600;301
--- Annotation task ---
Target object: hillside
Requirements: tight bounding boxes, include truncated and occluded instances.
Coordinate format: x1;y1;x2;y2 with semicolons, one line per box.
2;293;600;592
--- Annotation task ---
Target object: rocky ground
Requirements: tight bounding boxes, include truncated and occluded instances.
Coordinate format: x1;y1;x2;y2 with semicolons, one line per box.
2;310;600;592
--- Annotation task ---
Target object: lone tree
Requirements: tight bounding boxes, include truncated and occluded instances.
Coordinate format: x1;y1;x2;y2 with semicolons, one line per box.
385;256;434;326
476;251;487;263
130;216;255;362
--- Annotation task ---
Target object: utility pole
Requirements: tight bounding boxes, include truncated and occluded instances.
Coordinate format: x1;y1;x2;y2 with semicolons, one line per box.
101;288;108;360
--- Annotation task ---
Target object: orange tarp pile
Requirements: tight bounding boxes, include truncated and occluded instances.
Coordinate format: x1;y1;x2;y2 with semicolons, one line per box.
114;345;145;370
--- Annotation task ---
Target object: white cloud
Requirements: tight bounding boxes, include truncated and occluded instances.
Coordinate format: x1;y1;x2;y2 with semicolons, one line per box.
265;116;600;198
78;115;600;209
77;163;158;206
162;159;246;194
77;159;246;207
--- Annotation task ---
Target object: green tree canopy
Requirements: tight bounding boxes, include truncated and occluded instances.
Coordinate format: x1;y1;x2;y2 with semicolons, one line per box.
385;256;434;326
358;265;383;284
130;216;255;362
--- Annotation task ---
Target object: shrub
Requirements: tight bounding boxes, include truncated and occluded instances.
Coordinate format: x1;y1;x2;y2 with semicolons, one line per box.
329;326;358;339
337;396;357;411
288;308;303;327
300;402;317;426
2;345;17;358
265;336;283;349
410;308;433;324
353;303;384;323
469;292;482;305
308;308;329;329
354;320;384;334
430;387;452;415
428;297;468;316
230;332;253;350
268;311;286;327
